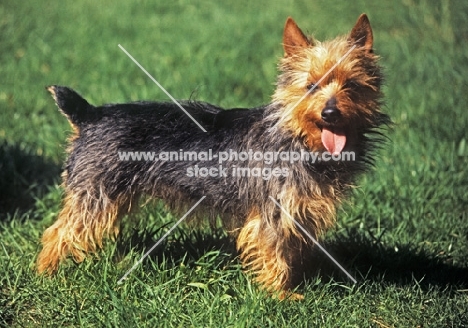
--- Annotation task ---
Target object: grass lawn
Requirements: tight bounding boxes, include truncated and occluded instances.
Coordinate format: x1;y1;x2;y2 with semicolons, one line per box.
1;0;467;326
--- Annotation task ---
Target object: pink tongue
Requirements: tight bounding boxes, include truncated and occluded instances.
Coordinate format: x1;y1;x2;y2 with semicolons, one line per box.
321;128;347;155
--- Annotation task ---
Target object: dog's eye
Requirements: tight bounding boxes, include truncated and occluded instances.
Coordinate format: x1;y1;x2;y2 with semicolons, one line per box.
306;83;320;92
343;80;359;89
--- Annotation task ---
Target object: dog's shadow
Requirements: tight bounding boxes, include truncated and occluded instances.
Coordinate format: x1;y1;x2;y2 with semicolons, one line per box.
116;218;237;269
116;222;468;291
0;141;61;219
301;229;468;290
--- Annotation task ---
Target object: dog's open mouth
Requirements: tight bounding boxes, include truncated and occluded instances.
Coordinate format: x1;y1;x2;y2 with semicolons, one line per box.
321;127;347;155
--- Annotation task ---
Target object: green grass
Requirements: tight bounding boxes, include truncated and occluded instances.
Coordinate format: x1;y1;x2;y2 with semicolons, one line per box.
1;0;468;326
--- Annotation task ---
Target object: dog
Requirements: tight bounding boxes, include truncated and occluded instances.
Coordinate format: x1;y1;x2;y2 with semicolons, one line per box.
37;14;389;299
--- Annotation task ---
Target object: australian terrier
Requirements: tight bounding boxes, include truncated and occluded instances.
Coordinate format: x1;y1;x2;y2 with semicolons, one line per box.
37;14;389;299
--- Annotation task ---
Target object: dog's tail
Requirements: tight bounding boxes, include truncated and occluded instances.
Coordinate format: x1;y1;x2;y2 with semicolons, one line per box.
47;85;98;127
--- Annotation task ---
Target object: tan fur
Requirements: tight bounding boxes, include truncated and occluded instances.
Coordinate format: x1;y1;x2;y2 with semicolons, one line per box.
236;188;338;299
37;184;131;273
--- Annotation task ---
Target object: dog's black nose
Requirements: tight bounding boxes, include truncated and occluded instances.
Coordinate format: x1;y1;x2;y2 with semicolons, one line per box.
321;98;341;123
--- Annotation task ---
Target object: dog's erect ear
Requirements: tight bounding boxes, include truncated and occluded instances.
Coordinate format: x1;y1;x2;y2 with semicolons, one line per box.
46;85;95;127
349;14;373;52
283;17;313;56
